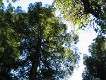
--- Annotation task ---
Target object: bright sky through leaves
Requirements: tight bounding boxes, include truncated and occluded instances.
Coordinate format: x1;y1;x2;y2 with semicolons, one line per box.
69;27;97;80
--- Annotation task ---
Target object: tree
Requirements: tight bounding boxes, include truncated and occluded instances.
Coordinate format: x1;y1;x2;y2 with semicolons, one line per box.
0;2;79;80
16;2;79;80
53;0;106;25
54;1;106;80
0;3;21;80
0;0;17;5
83;35;106;80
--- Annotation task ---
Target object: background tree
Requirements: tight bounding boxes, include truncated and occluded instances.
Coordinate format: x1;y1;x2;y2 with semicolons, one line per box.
82;6;106;79
83;35;106;80
54;1;106;80
53;0;106;25
0;0;17;5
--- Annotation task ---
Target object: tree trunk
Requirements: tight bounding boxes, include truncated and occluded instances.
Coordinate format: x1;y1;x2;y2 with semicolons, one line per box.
29;27;43;80
81;0;101;19
29;60;39;80
29;42;41;80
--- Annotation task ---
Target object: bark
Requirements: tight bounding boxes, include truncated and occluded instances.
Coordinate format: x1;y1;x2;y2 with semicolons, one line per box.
29;26;43;80
29;60;39;80
29;41;41;80
81;0;102;19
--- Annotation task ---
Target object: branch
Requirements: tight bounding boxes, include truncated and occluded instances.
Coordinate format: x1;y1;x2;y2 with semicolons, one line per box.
81;0;102;19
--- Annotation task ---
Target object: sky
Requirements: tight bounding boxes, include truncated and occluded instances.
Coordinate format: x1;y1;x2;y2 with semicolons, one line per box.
69;27;97;80
3;0;97;80
3;0;54;11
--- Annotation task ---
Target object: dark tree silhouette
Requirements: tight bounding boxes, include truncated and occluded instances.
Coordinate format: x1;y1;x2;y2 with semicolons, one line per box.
83;35;106;80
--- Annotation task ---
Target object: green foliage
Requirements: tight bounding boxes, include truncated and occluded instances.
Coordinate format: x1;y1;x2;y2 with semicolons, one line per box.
53;0;106;28
0;8;20;68
53;0;89;25
0;2;79;80
0;0;17;6
54;0;106;80
83;35;106;80
0;4;22;79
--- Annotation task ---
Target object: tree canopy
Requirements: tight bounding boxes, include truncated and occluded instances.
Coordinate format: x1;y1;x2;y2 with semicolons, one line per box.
0;0;106;80
0;2;79;80
83;35;106;80
54;1;106;80
54;0;106;25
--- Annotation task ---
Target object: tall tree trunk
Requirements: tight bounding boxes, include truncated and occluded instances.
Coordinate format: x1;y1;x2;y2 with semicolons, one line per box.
29;41;41;80
29;60;39;80
29;27;43;80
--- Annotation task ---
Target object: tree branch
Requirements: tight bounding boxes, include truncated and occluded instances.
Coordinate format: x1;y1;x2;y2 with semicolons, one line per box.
81;0;101;19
